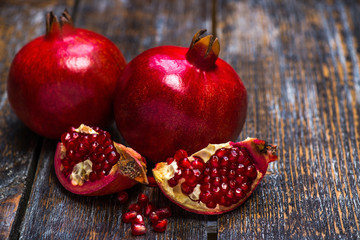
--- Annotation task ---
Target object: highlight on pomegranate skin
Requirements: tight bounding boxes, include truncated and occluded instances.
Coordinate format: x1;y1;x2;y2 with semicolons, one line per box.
153;138;277;215
54;124;148;196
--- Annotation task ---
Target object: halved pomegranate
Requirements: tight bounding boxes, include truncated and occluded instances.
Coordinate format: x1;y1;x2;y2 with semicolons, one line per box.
153;138;277;214
54;124;148;196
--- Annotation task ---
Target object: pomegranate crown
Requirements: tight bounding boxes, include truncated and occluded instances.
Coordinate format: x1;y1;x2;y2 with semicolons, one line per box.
186;29;220;70
46;9;74;38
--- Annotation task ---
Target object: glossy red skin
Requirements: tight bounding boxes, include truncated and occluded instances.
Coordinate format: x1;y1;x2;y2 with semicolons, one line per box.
7;28;126;139
114;46;247;162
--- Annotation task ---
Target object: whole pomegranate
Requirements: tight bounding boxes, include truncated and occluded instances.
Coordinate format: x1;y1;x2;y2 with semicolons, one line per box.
114;29;247;162
153;138;277;214
7;10;126;139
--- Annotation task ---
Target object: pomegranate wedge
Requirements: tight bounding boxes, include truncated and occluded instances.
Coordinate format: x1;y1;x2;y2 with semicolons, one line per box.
54;124;148;196
153;138;277;215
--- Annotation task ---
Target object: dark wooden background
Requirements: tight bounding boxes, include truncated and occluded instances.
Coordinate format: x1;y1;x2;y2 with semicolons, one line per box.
1;0;360;239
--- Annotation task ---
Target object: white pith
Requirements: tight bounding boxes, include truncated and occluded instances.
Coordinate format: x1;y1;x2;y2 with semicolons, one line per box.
70;159;93;186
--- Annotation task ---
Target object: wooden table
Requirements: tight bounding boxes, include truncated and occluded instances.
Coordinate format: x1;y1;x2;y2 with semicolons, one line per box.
1;0;360;239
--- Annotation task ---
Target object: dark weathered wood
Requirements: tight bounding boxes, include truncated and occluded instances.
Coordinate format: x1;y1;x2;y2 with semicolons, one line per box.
1;0;360;239
0;1;75;239
19;0;213;239
217;0;360;239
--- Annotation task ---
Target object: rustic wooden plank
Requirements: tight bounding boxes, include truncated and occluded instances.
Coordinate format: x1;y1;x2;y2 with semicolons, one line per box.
217;0;360;239
0;1;75;239
20;0;213;239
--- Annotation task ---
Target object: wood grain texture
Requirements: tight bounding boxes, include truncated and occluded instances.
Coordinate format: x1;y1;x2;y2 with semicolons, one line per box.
0;1;74;239
19;0;213;239
217;0;360;239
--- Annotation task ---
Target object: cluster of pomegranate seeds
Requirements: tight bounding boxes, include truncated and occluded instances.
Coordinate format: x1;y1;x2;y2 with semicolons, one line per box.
60;126;120;180
167;146;258;208
122;193;171;235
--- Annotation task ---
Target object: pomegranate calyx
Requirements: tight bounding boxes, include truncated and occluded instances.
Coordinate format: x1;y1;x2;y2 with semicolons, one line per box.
45;11;60;38
186;29;220;69
45;9;75;38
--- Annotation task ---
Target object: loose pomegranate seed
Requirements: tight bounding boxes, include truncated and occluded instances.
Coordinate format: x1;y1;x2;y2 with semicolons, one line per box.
174;149;188;161
133;214;145;225
131;223;146;236
144;202;155;216
129;203;142;213
155;206;172;218
122;211;137;223
149;211;159;224
117;191;129;204
137;193;149;206
153;219;168;232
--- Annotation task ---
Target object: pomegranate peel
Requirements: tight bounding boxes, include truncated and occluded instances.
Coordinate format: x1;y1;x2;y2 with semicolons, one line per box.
54;124;147;196
153;138;277;215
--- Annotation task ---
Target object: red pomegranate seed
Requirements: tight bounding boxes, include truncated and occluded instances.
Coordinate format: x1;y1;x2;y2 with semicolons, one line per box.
174;149;188;161
220;182;229;193
206;201;217;209
117;191;128;204
168;177;178;187
182;168;194;179
181;182;193;195
212;177;221;187
236;164;246;175
235;188;245;198
131;223;146;236
149;211;159;224
226;189;235;200
229;179;237;189
220;167;228;176
155;206;172;218
199;191;213;204
133;214;145;225
219;196;227;205
191;157;205;171
129;203;142;213
178;157;191;169
209;155;220;168
210;168;219;177
228;148;239;162
246;165;257;179
153;219;168;232
240;182;251;192
202;175;211;184
147;176;158;187
137;193;149;206
200;182;211;192
144;202;155;216
215;148;227;158
228;169;236;179
220;156;230;167
122;211;137;223
235;175;247;185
